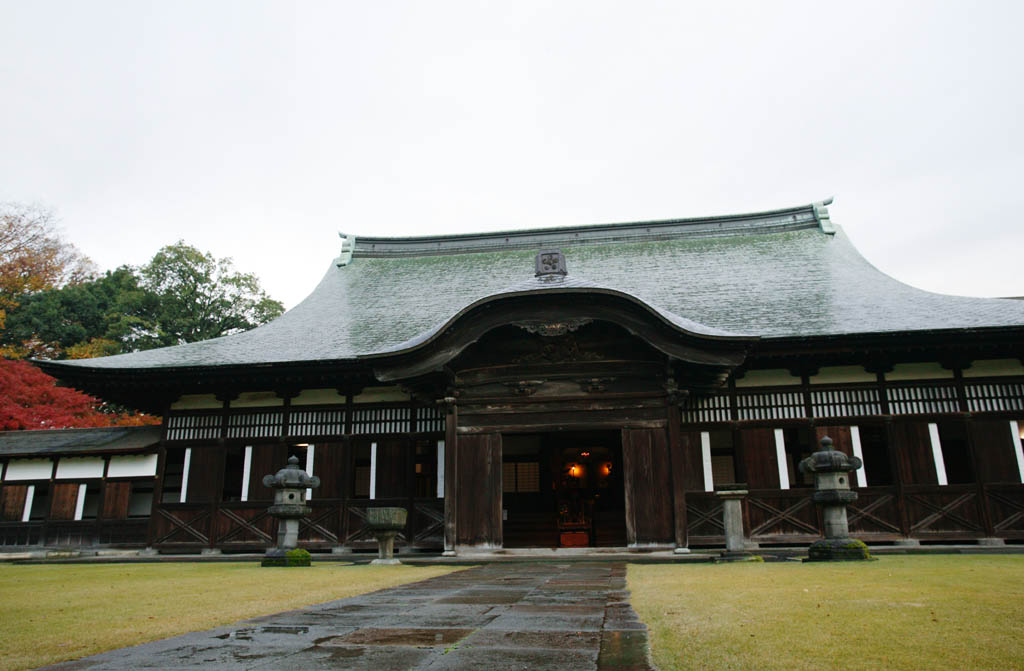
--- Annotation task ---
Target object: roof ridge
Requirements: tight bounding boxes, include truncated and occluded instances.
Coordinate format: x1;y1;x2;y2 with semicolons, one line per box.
344;199;834;258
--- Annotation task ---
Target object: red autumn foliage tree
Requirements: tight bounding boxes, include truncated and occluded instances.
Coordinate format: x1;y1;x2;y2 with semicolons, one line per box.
0;359;157;430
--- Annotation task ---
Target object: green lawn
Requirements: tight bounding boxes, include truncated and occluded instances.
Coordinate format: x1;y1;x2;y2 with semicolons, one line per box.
0;561;462;671
629;555;1024;671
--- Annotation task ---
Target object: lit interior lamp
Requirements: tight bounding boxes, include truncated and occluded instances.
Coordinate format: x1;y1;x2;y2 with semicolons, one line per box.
580;451;591;458
568;464;581;477
601;462;612;476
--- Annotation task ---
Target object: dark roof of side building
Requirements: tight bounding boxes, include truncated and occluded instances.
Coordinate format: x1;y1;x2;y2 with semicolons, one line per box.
0;426;162;457
40;200;1024;372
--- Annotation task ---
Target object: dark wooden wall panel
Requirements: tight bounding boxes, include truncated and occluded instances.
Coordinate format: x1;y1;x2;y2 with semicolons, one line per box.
738;428;780;489
456;433;502;546
247;445;287;501
621;428;674;545
679;430;705;491
375;439;410;499
313;442;346;499
970;420;1019;484
185;446;223;503
101;482;132;519
49;483;80;521
890;422;937;485
1;485;28;521
815;425;853;457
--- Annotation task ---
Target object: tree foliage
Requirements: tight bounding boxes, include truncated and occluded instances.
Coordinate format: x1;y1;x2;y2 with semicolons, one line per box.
0;359;156;430
137;241;284;347
1;239;284;358
0;203;285;431
0;203;94;330
2;267;155;359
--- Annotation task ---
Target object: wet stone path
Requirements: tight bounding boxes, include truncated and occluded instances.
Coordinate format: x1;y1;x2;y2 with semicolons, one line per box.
47;562;654;670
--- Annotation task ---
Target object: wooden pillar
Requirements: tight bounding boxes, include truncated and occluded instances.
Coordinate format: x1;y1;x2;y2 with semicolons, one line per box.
442;398;457;554
666;402;689;551
147;439;169;548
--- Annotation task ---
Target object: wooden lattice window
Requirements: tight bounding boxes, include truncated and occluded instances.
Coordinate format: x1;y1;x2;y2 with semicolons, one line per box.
886;384;959;415
682;394;731;423
417;406;446;433
736;391;805;420
226;411;284;439
288;407;346;438
351;407;412;434
810;388;882;418
166;413;222;441
964;382;1024;413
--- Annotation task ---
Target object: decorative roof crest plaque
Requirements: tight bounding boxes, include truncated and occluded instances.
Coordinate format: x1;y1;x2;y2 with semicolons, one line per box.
535;249;567;280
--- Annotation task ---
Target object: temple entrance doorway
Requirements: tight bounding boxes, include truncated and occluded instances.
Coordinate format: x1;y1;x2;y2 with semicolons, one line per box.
501;430;627;548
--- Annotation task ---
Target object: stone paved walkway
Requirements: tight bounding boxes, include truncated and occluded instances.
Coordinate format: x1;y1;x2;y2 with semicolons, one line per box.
47;562;653;670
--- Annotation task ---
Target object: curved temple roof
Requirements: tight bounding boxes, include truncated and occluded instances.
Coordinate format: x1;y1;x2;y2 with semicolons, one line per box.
44;200;1024;373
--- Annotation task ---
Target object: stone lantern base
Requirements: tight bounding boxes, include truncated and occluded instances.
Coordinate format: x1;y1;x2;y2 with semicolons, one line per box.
261;548;312;567
803;537;875;562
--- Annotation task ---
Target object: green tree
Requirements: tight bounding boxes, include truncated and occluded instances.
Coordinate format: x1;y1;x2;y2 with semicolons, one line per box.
137;241;284;347
0;202;94;331
2;267;156;358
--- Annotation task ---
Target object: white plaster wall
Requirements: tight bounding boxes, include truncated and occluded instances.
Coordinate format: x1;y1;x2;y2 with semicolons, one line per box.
170;394;221;410
810;366;876;385
354;386;411;403
436;440;445;498
292;389;346;405
5;459;53;481
962;359;1024;378
107;454;158;478
886;363;952;381
734;369;801;388
55;457;105;480
231;391;284;408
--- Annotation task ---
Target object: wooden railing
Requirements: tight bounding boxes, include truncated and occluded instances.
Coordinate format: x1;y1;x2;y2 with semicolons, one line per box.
151;497;446;552
0;519;148;548
686;483;1024;546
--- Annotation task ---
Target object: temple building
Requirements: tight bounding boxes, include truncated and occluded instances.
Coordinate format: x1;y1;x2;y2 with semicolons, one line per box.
3;199;1024;553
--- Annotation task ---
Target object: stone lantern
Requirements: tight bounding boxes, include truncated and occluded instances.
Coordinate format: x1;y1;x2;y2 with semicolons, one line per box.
365;507;408;565
799;436;872;561
261;456;320;566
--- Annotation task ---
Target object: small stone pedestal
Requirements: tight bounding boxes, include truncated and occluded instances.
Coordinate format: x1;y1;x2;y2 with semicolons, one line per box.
799;437;874;562
716;484;752;560
261;456;320;567
366;507;408;565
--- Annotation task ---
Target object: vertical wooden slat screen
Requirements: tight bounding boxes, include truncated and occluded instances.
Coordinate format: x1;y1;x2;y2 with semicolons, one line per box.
101;482;132;519
679;430;705;491
247;445;288;501
737;428;780;489
375;439;410;499
0;485;28;521
312;442;346;499
889;421;938;485
184;447;223;503
815;425;854;457
49;483;80;521
969;420;1020;484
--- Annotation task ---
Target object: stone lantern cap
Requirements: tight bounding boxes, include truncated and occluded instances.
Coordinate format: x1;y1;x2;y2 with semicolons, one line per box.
799;437;862;475
262;456;321;490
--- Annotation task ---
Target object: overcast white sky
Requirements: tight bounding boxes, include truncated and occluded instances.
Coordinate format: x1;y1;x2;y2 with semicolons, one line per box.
2;1;1023;309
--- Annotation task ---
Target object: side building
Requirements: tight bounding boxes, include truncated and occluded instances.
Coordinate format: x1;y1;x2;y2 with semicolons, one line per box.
4;200;1023;553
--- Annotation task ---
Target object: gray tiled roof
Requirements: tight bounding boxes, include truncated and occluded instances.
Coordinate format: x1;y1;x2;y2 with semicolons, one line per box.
0;426;161;457
46;202;1024;372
